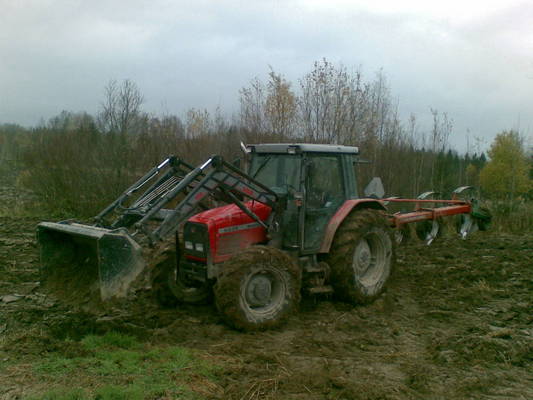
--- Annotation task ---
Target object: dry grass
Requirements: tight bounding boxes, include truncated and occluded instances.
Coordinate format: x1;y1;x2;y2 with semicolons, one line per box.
489;199;533;233
2;331;222;400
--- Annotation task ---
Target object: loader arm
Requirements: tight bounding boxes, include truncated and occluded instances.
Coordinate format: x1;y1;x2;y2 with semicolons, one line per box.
94;156;197;228
90;154;279;243
134;155;279;244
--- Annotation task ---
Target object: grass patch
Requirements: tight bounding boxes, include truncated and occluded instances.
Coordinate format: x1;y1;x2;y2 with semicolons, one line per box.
24;332;221;399
27;388;87;400
81;332;141;350
26;385;146;400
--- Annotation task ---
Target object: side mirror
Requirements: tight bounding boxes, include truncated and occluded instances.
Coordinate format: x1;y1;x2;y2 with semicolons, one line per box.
364;177;385;199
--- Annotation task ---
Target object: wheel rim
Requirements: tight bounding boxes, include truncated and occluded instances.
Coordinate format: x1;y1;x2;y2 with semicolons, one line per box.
241;269;286;315
352;229;389;287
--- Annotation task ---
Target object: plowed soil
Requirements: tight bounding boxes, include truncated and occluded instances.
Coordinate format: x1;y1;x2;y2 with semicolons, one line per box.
0;168;532;399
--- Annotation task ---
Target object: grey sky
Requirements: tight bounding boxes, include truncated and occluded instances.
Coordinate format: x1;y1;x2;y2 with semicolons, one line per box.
1;0;532;151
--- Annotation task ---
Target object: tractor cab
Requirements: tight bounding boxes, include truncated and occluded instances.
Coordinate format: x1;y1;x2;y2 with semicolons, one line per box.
246;143;360;252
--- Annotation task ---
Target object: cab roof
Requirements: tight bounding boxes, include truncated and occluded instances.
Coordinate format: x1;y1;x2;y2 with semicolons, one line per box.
247;143;359;155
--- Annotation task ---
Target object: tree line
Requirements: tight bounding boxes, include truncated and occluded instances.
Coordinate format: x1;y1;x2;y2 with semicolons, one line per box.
0;59;531;225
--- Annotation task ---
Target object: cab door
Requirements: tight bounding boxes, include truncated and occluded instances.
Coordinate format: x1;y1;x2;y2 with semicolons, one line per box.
303;154;345;252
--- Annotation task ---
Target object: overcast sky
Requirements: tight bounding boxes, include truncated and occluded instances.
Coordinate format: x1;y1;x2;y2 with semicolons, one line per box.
1;0;532;151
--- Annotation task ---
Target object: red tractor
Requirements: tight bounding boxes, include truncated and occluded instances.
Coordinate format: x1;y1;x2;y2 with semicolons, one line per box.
38;143;490;330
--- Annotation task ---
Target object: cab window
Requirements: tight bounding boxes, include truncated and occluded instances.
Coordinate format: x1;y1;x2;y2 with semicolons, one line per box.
306;154;344;208
249;154;301;193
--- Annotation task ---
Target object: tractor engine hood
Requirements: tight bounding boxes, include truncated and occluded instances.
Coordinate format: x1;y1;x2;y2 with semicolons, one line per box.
187;201;272;263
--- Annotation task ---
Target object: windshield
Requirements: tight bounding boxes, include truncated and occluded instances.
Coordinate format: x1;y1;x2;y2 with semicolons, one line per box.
249;154;301;193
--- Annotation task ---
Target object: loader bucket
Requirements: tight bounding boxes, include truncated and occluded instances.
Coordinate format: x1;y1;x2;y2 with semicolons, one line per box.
37;222;146;303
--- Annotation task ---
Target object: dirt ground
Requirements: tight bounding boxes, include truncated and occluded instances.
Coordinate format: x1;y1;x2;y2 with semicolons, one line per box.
0;169;532;399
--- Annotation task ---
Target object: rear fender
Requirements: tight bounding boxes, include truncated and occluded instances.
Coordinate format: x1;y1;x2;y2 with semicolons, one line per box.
319;199;386;253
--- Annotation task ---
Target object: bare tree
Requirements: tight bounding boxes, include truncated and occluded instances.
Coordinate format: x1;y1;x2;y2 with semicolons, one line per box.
298;59;371;144
98;79;144;135
185;108;211;138
239;78;266;138
429;109;453;190
299;59;350;143
265;69;297;140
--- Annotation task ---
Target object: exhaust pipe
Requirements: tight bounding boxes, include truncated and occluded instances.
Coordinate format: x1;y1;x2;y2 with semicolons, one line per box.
37;222;146;303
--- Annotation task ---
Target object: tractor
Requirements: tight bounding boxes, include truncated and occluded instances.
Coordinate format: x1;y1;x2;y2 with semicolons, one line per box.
37;143;491;330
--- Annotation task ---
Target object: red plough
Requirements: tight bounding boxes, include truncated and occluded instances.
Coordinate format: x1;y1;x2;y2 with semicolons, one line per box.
383;187;491;245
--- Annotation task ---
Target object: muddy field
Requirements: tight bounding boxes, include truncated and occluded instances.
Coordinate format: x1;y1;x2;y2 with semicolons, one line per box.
0;170;532;399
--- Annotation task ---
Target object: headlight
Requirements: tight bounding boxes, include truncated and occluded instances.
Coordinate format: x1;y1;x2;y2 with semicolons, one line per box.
184;222;208;256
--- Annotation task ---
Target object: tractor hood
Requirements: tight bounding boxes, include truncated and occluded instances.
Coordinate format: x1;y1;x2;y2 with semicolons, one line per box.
187;201;272;263
188;201;272;227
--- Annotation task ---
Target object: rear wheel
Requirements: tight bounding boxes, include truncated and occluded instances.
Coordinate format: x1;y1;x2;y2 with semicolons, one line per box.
326;209;395;304
214;246;301;331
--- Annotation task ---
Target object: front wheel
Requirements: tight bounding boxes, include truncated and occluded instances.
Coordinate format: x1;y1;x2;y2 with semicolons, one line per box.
151;249;210;306
326;209;395;304
214;246;301;331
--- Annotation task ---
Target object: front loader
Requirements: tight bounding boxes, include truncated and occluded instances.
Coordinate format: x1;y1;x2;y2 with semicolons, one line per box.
37;143;491;330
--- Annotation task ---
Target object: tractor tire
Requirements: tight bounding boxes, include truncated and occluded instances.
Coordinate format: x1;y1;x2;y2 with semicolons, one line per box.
326;209;395;304
214;246;301;331
151;250;180;308
151;249;210;307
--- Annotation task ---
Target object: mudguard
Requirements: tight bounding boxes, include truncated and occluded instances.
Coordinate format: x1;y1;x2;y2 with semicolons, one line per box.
319;199;386;253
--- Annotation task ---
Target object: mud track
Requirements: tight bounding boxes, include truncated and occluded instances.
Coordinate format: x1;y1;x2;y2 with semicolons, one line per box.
0;171;532;399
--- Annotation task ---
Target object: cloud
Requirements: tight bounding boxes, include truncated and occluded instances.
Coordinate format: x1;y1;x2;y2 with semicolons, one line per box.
0;0;532;149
